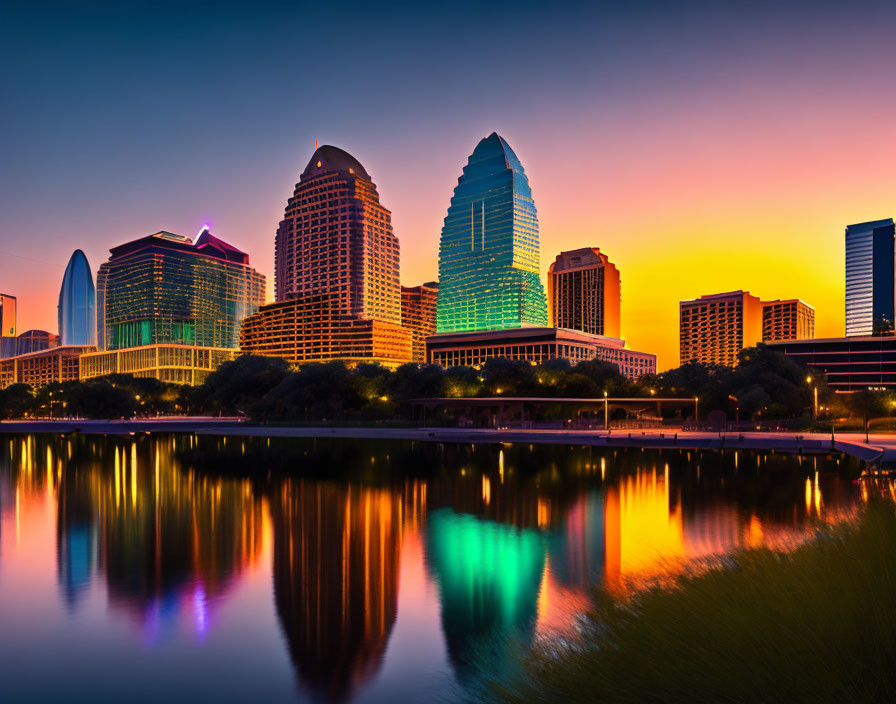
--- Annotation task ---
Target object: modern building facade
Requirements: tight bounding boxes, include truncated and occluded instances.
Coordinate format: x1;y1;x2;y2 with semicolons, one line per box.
97;228;265;351
845;218;895;336
244;145;412;368
427;328;656;381
769;335;896;391
0;293;16;358
15;330;59;356
240;296;412;369
0;345;94;389
58;249;97;346
79;344;238;385
437;133;548;333
761;299;815;342
401;282;438;363
679;291;763;367
548;248;621;338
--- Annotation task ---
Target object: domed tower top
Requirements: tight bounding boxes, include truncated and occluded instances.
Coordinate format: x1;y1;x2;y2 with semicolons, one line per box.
300;145;371;181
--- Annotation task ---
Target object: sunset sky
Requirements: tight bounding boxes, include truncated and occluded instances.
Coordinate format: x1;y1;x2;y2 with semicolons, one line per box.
3;0;896;369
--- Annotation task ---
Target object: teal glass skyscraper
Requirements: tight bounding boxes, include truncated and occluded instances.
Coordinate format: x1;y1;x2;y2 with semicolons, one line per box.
437;132;547;332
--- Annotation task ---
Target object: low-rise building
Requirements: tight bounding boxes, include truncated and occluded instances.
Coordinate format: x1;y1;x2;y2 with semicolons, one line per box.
15;329;59;356
426;327;656;380
0;345;95;389
79;344;238;385
768;335;896;391
240;296;413;369
761;299;814;342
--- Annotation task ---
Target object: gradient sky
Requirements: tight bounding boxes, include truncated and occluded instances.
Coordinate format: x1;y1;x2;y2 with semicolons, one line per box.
3;0;896;369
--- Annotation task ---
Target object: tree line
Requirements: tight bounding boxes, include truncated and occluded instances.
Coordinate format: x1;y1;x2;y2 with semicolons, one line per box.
0;344;891;426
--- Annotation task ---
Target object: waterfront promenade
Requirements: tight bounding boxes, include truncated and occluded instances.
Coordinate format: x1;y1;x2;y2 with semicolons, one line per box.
2;418;895;463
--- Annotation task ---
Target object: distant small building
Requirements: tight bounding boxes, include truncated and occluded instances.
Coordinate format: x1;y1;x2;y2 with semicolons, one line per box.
761;299;814;342
0;345;95;389
402;282;438;363
426;327;656;381
680;291;763;367
845;218;895;336
0;293;17;359
548;248;621;338
15;329;59;356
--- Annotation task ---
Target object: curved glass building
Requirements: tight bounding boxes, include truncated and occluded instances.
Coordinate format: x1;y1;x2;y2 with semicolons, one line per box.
58;250;96;346
437;132;548;333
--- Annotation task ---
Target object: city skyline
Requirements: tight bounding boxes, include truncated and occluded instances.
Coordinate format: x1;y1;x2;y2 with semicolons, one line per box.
5;1;896;369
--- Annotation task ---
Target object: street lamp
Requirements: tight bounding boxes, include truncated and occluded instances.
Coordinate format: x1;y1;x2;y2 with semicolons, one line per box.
694;396;699;425
806;376;817;424
603;390;609;430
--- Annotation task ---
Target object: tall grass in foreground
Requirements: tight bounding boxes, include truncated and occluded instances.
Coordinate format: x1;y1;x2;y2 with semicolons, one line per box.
480;496;896;704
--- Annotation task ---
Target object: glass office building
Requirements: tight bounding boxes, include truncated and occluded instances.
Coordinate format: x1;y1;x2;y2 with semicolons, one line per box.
437;132;547;333
97;228;266;350
58;249;97;346
845;218;895;336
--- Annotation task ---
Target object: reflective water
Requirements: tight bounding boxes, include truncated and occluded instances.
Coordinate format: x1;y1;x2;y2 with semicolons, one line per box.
0;435;870;702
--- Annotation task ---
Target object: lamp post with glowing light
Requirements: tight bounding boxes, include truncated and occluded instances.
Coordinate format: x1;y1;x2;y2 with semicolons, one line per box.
603;390;609;430
806;376;817;424
694;396;699;426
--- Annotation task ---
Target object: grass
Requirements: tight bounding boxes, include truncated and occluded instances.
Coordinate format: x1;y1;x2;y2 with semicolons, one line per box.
478;494;896;704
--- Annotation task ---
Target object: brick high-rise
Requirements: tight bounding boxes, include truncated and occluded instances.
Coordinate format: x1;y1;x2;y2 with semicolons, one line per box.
548;248;620;338
243;145;411;367
761;299;815;342
679;291;763;367
274;145;401;323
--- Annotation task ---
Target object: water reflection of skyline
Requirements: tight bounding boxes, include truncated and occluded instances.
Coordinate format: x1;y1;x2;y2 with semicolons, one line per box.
0;436;873;703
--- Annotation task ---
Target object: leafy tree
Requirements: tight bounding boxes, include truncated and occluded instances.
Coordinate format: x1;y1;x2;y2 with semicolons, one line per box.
191;354;290;415
0;384;34;419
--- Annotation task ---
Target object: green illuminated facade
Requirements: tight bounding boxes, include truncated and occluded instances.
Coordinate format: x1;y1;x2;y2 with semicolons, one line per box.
97;229;265;350
437;132;548;332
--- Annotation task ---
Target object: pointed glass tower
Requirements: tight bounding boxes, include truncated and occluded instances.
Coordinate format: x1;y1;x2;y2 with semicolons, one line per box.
436;132;548;333
58;249;97;346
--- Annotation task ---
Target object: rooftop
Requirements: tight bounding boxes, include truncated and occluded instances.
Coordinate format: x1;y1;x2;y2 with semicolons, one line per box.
300;145;370;181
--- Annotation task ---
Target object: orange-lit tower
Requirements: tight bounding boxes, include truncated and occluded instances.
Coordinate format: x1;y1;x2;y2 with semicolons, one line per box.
401;282;438;362
761;299;815;342
679;291;763;367
548;248;621;338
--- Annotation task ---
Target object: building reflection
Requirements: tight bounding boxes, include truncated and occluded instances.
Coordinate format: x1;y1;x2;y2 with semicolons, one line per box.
424;508;544;683
0;435;885;704
269;479;403;703
56;459;99;609
2;435;264;636
96;438;264;637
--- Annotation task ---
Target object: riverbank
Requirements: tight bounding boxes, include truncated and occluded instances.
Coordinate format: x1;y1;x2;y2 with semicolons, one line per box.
476;497;896;704
2;418;896;464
